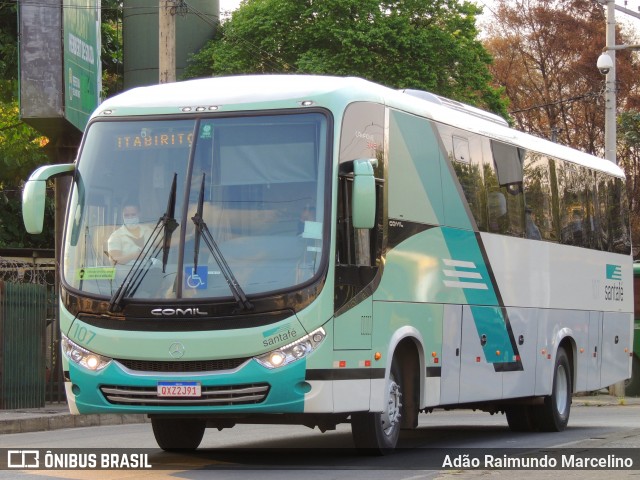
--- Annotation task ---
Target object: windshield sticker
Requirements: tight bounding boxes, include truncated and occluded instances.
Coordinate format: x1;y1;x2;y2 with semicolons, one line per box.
77;267;115;281
199;124;213;139
185;266;208;289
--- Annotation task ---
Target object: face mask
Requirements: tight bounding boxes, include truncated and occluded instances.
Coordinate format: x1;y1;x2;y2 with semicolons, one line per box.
123;216;139;226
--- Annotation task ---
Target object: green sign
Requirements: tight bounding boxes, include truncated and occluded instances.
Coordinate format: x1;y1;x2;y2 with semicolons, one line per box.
63;0;101;131
77;267;116;281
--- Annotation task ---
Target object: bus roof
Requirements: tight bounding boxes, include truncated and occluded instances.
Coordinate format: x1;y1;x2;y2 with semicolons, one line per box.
95;75;624;178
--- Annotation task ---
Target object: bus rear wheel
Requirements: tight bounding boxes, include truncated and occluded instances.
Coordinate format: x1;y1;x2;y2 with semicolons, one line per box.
351;360;403;454
534;347;572;432
151;418;206;451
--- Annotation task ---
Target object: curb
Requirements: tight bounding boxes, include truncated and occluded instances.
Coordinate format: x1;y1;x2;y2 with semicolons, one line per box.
0;413;149;435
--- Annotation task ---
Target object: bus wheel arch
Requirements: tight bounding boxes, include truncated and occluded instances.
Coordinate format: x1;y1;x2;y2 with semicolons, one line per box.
350;334;422;453
394;337;422;430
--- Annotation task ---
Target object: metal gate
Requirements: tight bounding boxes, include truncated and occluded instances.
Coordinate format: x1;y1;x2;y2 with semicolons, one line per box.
0;280;47;409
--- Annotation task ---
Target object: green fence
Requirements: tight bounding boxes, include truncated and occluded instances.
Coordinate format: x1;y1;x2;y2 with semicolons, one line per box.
0;281;48;409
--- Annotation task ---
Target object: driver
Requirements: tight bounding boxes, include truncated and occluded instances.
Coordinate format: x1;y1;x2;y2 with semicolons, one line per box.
107;203;153;265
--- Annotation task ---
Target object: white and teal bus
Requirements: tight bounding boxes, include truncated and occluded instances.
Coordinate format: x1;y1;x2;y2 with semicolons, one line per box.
23;76;633;453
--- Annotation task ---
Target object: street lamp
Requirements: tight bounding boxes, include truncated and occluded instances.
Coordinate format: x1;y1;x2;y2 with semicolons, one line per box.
598;0;640;165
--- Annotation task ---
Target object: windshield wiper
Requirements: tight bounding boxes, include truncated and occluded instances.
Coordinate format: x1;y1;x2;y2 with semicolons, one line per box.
162;173;179;272
192;173;253;311
108;174;179;313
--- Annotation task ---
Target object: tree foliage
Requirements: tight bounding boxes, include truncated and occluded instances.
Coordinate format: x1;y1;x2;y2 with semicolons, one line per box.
101;0;124;98
483;0;640;252
0;2;54;248
619;110;640;252
483;0;640;154
185;0;509;117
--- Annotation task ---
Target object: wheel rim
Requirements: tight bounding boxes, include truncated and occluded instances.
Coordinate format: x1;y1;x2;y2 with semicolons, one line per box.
380;374;402;435
555;363;569;416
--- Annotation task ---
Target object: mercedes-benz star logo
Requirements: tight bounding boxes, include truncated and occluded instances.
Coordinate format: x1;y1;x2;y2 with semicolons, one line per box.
169;342;186;359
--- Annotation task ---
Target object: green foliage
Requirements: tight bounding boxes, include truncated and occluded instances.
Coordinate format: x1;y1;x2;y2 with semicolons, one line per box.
619;110;640;150
101;0;124;98
0;84;53;248
0;87;50;186
0;189;54;248
184;0;508;117
0;3;59;248
0;3;18;104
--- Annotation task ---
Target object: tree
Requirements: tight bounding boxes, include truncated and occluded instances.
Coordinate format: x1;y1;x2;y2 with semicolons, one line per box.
483;0;640;154
101;0;124;98
483;0;640;253
185;0;509;117
618;110;640;251
0;2;54;248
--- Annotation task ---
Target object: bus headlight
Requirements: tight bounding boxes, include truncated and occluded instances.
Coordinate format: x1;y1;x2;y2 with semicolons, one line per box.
255;327;326;369
61;334;112;372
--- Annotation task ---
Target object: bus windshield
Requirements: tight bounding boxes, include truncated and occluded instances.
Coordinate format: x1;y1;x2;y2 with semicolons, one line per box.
63;112;329;302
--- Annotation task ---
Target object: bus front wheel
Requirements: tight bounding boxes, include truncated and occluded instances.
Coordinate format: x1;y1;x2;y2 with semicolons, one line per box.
351;360;403;454
151;418;206;451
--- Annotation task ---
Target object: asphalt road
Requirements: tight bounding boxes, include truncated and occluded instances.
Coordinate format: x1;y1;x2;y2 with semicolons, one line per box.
1;403;639;479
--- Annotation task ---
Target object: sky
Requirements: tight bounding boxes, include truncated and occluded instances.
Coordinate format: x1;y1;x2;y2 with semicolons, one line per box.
219;0;242;18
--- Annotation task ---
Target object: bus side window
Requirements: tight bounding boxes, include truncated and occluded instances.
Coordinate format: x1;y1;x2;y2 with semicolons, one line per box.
486;140;525;237
447;133;487;231
522;152;554;241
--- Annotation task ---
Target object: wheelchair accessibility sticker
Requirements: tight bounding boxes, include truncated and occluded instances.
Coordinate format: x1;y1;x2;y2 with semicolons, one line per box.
185;266;208;289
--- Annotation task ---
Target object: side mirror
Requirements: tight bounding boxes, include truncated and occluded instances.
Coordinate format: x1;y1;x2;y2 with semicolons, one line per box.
351;159;377;229
22;163;75;233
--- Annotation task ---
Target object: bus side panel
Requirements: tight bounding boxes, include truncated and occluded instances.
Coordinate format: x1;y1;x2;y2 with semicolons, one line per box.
502;308;538;399
387;108;444;226
600;311;634;388
459;305;502;403
586;312;603;391
370;301;441;412
534;309;586;397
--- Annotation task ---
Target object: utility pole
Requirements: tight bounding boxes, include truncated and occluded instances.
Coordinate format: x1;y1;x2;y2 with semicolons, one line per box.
159;0;176;83
603;0;617;164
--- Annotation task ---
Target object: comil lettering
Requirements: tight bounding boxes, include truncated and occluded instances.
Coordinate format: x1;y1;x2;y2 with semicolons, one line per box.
151;308;208;317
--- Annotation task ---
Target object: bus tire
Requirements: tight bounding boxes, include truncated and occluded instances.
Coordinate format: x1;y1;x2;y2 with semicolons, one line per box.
151;418;206;451
351;360;403;454
535;347;572;432
505;405;535;432
624;355;640;395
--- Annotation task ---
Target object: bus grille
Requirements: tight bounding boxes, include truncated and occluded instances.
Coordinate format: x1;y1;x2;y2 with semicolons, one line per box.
100;383;270;406
115;357;250;373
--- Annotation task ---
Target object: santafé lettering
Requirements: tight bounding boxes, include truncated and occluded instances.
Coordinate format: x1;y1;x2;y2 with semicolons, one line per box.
151;307;208;317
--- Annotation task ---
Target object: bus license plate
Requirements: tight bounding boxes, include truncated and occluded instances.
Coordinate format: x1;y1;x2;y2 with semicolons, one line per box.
157;381;202;398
